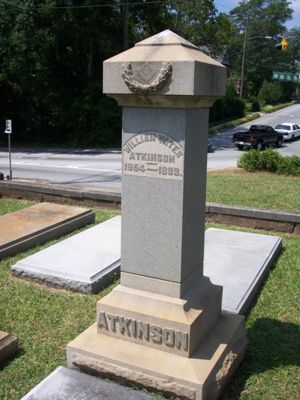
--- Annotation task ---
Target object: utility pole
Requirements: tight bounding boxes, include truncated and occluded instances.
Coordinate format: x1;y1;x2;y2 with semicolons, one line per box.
240;13;249;98
4;119;12;180
123;0;129;50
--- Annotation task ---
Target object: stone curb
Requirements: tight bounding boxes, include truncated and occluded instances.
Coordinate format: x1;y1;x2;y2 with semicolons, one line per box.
1;180;300;234
0;180;121;207
206;202;300;224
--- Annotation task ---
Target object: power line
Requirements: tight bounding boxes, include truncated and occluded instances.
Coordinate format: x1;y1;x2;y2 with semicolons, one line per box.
0;0;234;13
0;0;184;12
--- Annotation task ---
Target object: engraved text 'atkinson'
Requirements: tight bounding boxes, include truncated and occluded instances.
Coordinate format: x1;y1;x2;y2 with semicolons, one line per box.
123;133;184;180
98;312;189;351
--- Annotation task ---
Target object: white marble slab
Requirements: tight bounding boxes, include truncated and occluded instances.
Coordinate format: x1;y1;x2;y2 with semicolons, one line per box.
12;216;121;293
12;220;282;313
203;228;282;314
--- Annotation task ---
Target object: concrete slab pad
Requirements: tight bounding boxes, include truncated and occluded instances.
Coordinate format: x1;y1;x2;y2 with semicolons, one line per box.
21;366;156;400
12;216;121;293
0;202;95;259
0;331;18;364
204;228;282;314
11;221;281;312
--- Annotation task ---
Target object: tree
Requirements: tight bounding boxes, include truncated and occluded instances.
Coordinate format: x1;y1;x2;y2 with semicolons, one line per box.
229;0;293;96
258;80;283;104
210;83;245;122
286;27;300;73
0;0;123;145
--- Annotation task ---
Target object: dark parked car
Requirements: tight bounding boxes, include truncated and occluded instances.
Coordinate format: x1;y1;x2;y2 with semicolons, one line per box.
0;171;3;180
232;124;283;150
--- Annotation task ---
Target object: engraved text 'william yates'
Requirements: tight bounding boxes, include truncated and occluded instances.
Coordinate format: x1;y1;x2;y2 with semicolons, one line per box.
98;312;189;351
123;133;184;180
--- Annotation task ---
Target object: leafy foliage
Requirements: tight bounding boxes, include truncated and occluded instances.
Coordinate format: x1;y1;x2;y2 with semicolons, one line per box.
0;0;296;146
251;97;260;112
258;80;283;104
277;155;300;175
229;0;294;97
210;84;245;122
0;0;123;145
238;148;300;176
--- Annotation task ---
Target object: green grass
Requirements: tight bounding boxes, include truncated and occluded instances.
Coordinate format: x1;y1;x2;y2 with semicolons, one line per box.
208;102;294;135
0;199;35;216
261;102;294;113
207;171;300;212
209;113;260;135
220;226;300;400
0;202;119;399
0;192;299;399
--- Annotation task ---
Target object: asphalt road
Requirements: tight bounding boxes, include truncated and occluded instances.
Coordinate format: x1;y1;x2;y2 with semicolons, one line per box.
0;103;299;189
207;102;300;170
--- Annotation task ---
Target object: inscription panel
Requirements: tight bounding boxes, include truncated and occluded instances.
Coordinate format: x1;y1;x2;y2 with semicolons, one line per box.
123;133;184;180
98;312;189;353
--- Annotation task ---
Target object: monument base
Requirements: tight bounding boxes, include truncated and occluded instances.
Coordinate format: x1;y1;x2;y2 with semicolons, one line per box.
67;312;247;400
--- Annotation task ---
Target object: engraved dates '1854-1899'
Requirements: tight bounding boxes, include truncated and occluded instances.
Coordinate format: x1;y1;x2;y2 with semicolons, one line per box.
123;133;184;180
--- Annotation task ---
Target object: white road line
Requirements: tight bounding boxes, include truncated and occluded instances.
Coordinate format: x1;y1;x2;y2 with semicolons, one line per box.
11;162;121;173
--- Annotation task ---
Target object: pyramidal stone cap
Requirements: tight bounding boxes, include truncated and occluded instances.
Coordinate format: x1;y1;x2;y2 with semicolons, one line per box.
103;30;226;108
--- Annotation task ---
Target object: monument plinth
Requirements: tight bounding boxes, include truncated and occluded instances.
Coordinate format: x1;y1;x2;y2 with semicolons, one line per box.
67;30;247;400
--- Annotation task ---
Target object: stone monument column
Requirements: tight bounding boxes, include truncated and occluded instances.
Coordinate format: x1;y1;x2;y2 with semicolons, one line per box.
67;30;247;400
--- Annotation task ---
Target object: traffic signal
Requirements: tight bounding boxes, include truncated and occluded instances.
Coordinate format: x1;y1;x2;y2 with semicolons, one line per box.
281;37;288;51
276;37;288;51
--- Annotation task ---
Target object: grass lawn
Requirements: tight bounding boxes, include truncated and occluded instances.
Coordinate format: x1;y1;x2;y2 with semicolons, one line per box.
207;170;300;213
0;199;35;216
0;187;299;399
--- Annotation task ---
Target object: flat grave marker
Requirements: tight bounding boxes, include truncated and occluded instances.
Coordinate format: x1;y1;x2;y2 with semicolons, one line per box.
21;366;155;400
204;228;282;314
0;202;95;259
12;217;281;313
12;216;121;293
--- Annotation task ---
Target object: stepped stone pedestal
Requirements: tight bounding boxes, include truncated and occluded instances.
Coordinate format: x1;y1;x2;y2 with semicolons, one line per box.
67;30;247;400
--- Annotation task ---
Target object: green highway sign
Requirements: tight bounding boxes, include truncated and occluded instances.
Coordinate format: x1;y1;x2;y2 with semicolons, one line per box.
272;71;300;83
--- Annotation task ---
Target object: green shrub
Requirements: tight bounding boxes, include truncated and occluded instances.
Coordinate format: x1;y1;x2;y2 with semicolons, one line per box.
238;148;300;176
259;148;282;172
210;84;245;122
277;155;300;176
258;81;282;105
238;149;262;171
261;102;294;113
251;98;260;112
238;148;281;172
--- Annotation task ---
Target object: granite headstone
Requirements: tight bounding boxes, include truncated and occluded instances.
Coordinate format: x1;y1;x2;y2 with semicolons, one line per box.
67;30;248;400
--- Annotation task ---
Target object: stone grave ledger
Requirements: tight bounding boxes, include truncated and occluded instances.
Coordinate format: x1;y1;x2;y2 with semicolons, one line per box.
0;202;95;260
11;216;121;293
67;30;247;400
21;367;156;400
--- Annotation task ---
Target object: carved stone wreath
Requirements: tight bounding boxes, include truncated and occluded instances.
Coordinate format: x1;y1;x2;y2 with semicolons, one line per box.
121;62;172;94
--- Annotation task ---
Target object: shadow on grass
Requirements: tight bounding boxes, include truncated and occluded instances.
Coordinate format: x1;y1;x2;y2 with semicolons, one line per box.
222;317;300;399
0;347;25;372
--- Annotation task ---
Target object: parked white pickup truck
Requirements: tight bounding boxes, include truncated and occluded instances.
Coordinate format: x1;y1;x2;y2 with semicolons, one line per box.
275;122;300;141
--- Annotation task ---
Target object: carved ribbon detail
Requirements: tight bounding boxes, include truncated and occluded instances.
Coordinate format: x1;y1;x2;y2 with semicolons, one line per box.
122;63;172;93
